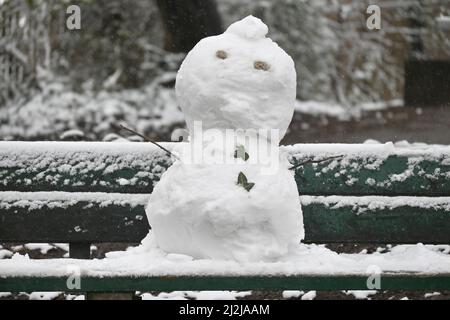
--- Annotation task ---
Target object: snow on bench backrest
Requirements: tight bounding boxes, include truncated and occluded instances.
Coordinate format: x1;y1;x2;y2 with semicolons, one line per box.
0;142;449;244
0;141;449;196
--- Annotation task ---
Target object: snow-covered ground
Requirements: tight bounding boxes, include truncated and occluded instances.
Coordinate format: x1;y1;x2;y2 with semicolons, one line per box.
294;99;404;121
0;82;184;141
0;79;405;142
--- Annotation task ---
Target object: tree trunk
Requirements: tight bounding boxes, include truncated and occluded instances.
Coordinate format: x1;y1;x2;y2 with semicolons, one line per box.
156;0;223;53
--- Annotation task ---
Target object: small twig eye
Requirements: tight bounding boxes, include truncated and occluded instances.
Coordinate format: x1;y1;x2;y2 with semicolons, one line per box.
216;50;227;59
254;61;270;71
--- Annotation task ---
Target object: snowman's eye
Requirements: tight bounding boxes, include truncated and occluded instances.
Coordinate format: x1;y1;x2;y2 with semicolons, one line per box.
254;61;270;71
216;50;228;60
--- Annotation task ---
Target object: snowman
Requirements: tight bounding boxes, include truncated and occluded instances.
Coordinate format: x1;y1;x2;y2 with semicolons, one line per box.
144;16;304;262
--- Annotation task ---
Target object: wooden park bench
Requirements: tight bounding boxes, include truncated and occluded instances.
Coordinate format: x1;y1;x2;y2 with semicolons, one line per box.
0;141;450;299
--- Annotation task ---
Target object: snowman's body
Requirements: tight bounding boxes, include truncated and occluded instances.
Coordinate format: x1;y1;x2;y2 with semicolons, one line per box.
145;16;304;262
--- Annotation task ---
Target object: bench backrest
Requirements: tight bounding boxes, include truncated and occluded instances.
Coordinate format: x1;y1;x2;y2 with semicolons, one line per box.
1;142;449;250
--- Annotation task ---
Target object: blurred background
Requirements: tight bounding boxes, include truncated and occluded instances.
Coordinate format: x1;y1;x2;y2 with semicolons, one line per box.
0;0;449;144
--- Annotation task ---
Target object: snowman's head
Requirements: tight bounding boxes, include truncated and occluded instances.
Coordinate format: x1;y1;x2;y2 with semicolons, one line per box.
176;16;297;143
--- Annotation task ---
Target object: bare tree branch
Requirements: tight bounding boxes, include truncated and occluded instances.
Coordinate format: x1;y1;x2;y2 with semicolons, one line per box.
119;124;180;160
289;155;344;171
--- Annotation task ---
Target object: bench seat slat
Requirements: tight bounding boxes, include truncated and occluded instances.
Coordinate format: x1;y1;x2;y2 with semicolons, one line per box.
1;142;449;196
2;274;450;292
0;192;149;243
302;196;450;244
1;193;449;244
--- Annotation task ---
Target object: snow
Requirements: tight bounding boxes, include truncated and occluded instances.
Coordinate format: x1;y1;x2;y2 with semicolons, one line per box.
282;290;304;299
284;141;450;161
144;16;303;262
344;290;377;300
145;137;303;262
0;142;176;190
0;250;13;259
0;141;178;156
186;291;252;300
24;244;56;255
301;291;317;300
436;16;450;30
28;292;62;300
300;196;450;214
1;141;448;178
140;290;252;300
424;292;441;298
141;291;187;300
294;100;403;120
0;248;13;259
2;238;450;278
65;294;85;300
0;82;184;141
0;192;149;210
60;129;85;140
176;16;296;141
285;142;450;189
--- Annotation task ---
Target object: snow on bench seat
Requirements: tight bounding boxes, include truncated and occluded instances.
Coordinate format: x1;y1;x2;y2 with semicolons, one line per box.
1;243;450;291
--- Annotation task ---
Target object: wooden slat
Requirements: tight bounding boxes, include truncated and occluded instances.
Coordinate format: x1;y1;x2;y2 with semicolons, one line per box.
293;155;450;196
1;142;449;196
0;197;149;243
0;142;173;194
1;194;449;244
2;274;450;292
302;196;450;244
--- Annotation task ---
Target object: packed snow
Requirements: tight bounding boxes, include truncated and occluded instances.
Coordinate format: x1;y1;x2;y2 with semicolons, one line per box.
145;143;303;262
0;245;12;259
2;238;450;278
301;291;317;300
176;15;296;141
424;292;441;298
344;290;377;300
145;16;303;262
282;290;304;299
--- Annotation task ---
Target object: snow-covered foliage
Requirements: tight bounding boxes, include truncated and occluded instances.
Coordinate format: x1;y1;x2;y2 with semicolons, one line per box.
0;80;184;141
2;0;449;124
219;0;450;105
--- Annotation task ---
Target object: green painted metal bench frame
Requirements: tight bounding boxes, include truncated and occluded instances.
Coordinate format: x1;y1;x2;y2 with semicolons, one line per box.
0;142;450;297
